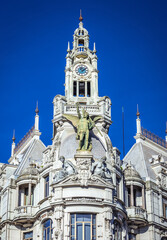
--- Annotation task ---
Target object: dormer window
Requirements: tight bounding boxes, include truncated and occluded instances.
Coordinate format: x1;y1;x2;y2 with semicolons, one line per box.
78;39;84;46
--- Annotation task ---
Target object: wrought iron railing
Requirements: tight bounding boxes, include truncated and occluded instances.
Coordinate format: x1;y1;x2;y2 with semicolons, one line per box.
14;125;35;154
141;127;167;149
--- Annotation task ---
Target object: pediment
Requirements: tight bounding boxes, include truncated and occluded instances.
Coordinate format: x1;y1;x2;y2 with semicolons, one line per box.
52;173;113;189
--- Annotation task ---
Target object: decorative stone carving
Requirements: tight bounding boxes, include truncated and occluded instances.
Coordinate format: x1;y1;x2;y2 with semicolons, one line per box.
74;151;93;186
50;132;61;161
53;156;76;183
91;156;113;182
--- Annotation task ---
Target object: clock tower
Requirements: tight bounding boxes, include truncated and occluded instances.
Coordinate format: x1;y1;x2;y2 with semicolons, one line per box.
65;15;98;104
52;14;112;138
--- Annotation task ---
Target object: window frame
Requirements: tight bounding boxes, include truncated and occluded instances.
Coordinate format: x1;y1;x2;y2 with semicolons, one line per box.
43;219;53;240
44;175;49;198
70;213;96;240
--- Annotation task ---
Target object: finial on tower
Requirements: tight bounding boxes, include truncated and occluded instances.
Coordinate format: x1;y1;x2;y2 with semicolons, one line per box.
35;101;39;115
136;104;140;118
165;121;167;135
12;129;16;143
93;42;96;53
67;41;70;52
79;9;83;22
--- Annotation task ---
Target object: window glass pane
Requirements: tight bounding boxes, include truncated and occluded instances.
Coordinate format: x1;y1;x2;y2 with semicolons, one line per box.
84;223;90;240
92;225;96;236
92;215;96;224
76;214;84;222
71;214;75;224
77;223;82;240
79;82;85;97
165;206;167;217
18;189;21;206
83;214;91;222
71;226;75;236
24;231;33;238
87;82;91;97
44;219;51;228
73;81;77;96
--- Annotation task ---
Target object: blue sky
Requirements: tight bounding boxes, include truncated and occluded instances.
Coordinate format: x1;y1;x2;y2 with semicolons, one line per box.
0;0;167;162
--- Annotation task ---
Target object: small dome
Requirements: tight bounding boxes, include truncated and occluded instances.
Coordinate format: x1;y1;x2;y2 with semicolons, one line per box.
20;164;38;177
124;164;141;180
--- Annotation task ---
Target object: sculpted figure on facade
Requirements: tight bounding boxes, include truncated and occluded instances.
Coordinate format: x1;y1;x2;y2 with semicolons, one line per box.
63;103;101;151
92;156;113;182
53;156;76;183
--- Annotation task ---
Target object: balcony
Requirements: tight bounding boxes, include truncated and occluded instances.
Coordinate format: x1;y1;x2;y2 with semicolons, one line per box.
13;205;38;224
76;47;88;58
126;206;147;225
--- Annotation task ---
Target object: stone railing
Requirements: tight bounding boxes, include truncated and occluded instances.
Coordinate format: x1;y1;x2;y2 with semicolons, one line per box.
65;105;100;115
141;127;167;149
14;205;37;217
126;206;147;221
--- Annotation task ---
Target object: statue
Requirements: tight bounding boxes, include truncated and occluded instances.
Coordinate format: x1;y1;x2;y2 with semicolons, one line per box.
53;156;76;183
91;156;112;182
63;103;102;151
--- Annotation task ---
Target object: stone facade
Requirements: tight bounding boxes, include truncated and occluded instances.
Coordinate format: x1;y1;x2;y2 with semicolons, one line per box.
0;17;167;240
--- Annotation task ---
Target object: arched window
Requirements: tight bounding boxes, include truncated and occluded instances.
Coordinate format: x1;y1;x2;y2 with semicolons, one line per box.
114;221;122;240
43;219;53;240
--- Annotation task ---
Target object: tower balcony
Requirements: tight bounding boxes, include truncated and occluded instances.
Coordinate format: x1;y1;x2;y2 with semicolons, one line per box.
75;47;88;58
13;205;39;224
126;206;147;225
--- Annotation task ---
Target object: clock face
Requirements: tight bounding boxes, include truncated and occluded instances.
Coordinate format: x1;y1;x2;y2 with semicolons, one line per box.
75;65;88;76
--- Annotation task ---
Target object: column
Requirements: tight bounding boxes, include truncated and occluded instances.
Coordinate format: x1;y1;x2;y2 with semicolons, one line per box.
16;185;19;207
131;184;134;206
28;183;32;205
142;186;145;209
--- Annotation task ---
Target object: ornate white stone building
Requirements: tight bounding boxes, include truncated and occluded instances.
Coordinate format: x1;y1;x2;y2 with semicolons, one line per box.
0;15;167;240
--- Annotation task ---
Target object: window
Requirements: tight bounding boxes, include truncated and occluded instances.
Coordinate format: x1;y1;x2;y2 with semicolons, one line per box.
45;175;49;197
43;219;53;240
87;82;91;97
127;187;131;207
78;39;84;46
79;82;85;97
114;221;122;240
163;200;167;218
23;231;33;240
116;177;120;198
70;214;96;240
24;187;28;205
18;185;34;206
73;81;77;96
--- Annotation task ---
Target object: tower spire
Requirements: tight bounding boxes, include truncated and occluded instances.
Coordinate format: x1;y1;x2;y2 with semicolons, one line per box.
35;101;40;137
12;129;16;143
136;104;140;118
35;101;39;115
67;41;70;52
79;9;83;22
165;121;167;142
11;129;16;157
93;42;96;53
136;104;141;135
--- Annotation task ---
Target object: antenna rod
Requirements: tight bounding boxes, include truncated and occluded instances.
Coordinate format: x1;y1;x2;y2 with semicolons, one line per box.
122;107;125;158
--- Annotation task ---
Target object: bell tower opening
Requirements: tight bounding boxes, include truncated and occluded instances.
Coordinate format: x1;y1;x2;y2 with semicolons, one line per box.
78;39;84;46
